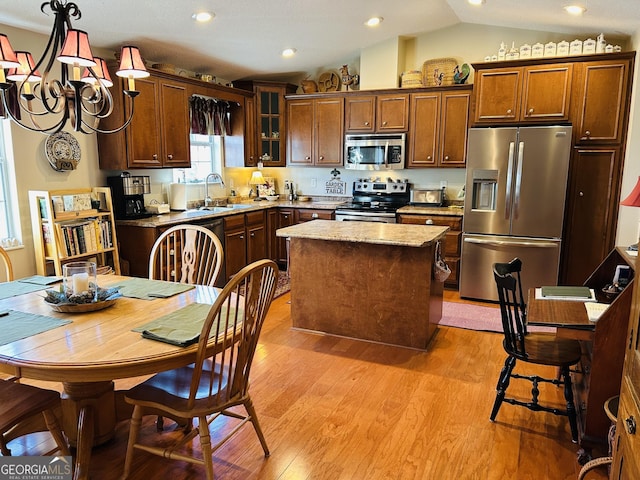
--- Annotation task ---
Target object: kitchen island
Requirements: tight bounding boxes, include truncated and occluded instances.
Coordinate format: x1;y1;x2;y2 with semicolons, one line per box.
276;220;449;350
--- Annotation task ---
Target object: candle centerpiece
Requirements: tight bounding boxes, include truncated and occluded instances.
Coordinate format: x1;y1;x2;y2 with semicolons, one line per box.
63;261;98;303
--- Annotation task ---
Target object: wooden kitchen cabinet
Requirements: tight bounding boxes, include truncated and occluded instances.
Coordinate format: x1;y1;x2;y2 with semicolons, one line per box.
294;208;334;223
473;63;572;124
561;146;623;286
408;87;471;168
224;211;267;280
345;93;408;132
573;57;633;144
98;72;190;169
276;209;294;265
235;81;297;167
398;213;462;288
287;96;344;166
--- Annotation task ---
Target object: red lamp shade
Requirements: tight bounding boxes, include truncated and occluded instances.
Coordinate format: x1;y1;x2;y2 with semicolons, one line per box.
116;46;149;79
621;176;640;207
6;51;42;82
81;57;113;87
0;34;19;68
57;29;96;67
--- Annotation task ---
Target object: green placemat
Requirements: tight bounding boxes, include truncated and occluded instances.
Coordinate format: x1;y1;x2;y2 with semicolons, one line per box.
0;281;50;300
115;278;195;300
18;275;62;286
133;303;240;347
0;310;72;346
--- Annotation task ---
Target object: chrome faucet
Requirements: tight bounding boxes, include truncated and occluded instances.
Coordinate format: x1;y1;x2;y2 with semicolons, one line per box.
204;173;225;207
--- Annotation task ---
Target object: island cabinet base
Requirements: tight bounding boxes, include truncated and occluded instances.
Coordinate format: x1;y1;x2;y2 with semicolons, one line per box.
289;238;443;350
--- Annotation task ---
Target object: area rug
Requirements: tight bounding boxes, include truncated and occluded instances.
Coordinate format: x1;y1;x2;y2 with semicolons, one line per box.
440;301;555;333
274;271;291;298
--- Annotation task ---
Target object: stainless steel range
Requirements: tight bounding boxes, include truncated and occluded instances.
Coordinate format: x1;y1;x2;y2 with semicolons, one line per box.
335;178;411;223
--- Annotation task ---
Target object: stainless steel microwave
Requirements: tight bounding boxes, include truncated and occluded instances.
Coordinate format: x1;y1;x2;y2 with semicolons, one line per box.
344;133;406;170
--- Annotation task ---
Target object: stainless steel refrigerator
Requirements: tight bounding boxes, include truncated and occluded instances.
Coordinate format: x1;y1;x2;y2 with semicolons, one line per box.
459;125;572;302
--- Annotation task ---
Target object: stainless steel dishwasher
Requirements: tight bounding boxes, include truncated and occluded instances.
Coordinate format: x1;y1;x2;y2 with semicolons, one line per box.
196;218;226;287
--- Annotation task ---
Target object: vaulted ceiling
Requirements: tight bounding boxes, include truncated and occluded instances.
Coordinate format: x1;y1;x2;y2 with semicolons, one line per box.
0;0;637;82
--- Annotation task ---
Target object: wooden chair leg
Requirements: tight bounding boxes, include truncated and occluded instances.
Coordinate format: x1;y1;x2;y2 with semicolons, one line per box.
197;415;215;480
122;406;143;480
42;409;70;456
244;397;270;457
561;367;579;443
490;356;516;421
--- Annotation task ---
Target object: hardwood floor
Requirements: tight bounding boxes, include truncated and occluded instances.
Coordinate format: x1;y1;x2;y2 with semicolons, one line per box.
10;291;608;479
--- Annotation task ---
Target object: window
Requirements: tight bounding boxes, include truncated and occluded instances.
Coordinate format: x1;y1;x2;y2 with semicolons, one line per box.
0;120;21;248
172;134;224;183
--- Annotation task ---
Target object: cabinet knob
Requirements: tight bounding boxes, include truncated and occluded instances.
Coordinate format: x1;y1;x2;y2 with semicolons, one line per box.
506;109;512;115
319;156;324;160
240;235;244;240
250;233;255;237
167;154;173;160
305;156;311;160
528;108;534;115
425;219;434;225
382;121;387;126
284;215;289;219
444;156;449;161
579;191;584;197
584;130;591;137
364;121;370;126
427;156;432;160
312;213;318;219
152;154;158;160
624;416;636;435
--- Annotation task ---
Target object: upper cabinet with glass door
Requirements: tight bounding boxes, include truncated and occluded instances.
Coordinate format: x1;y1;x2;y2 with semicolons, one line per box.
235;81;298;167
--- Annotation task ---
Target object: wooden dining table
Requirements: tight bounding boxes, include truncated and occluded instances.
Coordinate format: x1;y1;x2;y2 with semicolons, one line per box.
0;274;223;480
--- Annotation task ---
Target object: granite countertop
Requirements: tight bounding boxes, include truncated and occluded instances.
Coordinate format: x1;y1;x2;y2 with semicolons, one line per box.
397;205;464;216
117;199;346;228
276;219;448;247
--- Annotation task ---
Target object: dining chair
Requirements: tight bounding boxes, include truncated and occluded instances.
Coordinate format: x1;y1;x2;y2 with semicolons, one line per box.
0;380;70;456
121;259;279;480
490;257;581;443
149;224;223;287
0;245;14;281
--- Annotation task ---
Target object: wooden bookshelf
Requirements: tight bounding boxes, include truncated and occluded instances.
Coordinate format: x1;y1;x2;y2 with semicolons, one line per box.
29;188;121;276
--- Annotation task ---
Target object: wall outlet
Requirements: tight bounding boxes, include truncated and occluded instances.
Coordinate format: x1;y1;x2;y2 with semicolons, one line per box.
311;178;317;188
284;180;291;191
440;180;448;189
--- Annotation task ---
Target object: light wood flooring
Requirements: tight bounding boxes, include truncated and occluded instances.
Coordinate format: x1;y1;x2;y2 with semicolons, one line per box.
10;291;608;479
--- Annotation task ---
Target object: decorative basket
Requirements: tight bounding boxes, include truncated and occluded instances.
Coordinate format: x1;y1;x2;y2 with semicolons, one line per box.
422;57;458;86
401;70;423;88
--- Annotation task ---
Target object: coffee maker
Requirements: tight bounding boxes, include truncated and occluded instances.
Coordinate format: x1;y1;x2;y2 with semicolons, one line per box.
107;173;152;219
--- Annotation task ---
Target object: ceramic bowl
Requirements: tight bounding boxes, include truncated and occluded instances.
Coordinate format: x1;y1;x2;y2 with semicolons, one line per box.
266;195;279;201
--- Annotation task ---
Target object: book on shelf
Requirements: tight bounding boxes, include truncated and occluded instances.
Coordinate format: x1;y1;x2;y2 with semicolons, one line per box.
535;286;597;302
41;223;54;257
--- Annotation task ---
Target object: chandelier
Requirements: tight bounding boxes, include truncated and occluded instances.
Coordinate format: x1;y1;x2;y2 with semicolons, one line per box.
0;0;149;135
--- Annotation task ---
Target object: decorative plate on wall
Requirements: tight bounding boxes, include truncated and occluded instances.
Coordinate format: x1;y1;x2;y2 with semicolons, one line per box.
45;131;81;171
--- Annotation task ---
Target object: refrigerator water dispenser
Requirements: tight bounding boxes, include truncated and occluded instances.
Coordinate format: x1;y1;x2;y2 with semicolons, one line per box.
471;170;498;211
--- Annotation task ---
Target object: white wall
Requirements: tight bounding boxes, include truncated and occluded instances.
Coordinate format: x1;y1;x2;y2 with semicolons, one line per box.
616;34;640;247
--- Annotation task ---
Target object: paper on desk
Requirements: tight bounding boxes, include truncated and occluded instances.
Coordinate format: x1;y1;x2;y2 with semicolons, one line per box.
535;287;597;302
584;302;609;322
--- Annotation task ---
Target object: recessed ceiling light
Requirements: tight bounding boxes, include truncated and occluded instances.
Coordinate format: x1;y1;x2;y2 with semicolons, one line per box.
468;0;485;5
364;17;383;27
192;11;214;22
564;5;586;15
282;48;297;58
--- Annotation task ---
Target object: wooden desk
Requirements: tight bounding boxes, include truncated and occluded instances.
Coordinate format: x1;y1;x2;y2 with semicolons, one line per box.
527;247;635;448
0;275;222;480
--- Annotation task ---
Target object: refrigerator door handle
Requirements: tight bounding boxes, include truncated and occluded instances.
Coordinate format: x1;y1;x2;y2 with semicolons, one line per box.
464;237;559;248
513;141;525;220
505;142;515;220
